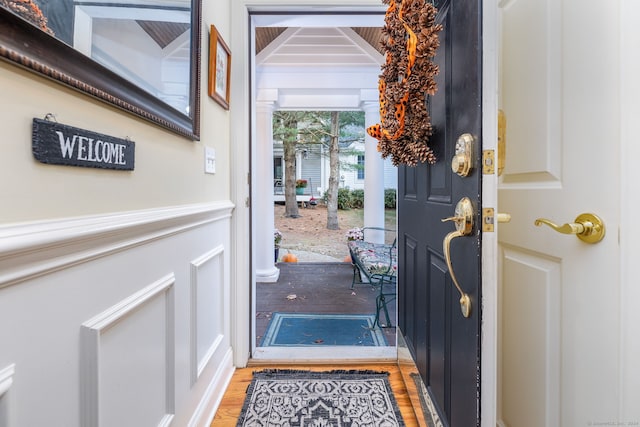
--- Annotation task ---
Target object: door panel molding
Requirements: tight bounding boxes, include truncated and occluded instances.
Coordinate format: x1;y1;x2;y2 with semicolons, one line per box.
500;0;561;181
499;245;561;427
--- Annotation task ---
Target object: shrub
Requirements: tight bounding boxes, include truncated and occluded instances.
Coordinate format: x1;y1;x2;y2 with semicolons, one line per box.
350;189;364;208
384;188;397;209
323;188;394;210
337;188;352;210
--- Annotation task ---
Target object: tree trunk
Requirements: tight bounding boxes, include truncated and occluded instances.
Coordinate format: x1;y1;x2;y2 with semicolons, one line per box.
284;138;300;218
326;111;340;229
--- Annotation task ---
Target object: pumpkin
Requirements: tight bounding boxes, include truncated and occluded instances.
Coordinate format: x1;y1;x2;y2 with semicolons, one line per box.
281;252;298;263
343;255;352;263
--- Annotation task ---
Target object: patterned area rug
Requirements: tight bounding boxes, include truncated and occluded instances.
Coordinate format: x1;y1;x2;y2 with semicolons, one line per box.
260;313;387;347
237;370;405;426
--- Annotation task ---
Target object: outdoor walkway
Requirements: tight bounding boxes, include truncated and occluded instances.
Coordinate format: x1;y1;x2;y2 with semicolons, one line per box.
279;249;342;262
256;262;397;346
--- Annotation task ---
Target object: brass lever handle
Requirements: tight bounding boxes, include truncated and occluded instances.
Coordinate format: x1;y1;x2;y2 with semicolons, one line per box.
441;197;473;318
534;213;605;244
443;229;472;318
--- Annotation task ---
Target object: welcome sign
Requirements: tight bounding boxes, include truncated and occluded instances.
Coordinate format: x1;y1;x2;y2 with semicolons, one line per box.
32;118;135;170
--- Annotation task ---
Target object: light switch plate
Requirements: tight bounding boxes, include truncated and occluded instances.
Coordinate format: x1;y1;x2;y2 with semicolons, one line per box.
205;146;215;174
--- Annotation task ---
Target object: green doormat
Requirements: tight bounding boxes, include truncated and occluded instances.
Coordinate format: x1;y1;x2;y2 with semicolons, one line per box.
237;370;405;426
260;313;387;347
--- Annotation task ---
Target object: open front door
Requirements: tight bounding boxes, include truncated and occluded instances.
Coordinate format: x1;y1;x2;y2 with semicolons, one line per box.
497;1;621;425
397;0;482;425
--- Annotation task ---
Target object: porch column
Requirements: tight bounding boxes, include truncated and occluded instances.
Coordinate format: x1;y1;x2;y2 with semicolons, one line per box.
255;101;280;282
363;101;385;244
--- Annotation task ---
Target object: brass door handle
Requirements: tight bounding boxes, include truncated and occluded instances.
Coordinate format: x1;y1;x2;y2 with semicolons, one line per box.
441;197;473;318
534;213;605;244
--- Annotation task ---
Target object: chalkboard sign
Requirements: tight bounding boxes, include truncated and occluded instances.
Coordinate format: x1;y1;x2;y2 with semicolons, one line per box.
32;118;135;171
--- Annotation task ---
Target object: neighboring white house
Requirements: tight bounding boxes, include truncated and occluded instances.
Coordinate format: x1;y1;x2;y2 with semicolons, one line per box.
273;139;397;197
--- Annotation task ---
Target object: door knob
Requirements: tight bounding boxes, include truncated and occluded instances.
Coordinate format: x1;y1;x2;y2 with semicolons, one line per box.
451;133;475;177
534;213;605;244
441;197;473;318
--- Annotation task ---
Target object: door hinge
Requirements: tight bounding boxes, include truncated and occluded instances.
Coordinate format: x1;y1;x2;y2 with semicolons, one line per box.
245;197;250;208
498;109;506;176
482;150;495;175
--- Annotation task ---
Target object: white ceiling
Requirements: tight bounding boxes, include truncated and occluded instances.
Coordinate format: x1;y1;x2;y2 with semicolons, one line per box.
256;25;384;110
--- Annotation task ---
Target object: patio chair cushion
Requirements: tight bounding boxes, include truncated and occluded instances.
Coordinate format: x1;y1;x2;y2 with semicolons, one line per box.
347;240;397;277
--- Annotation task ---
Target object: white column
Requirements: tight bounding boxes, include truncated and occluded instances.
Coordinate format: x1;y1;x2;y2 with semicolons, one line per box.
255;101;279;282
363;102;385;243
296;152;303;180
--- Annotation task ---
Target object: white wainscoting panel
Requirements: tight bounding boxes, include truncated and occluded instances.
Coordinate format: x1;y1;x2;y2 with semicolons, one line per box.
0;202;233;426
190;246;225;384
81;274;176;427
0;364;15;427
499;246;561;427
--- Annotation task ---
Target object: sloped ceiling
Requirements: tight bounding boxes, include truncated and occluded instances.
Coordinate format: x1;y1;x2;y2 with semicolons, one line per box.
255;26;384;110
255;26;383;55
137;20;190;49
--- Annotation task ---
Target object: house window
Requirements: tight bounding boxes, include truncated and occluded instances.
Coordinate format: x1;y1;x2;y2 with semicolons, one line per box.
357;155;365;180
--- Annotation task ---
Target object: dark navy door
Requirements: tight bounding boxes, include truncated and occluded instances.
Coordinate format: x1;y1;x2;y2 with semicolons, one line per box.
397;0;482;425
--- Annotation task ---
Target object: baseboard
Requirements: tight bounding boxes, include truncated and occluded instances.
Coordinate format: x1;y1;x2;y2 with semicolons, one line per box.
188;349;235;427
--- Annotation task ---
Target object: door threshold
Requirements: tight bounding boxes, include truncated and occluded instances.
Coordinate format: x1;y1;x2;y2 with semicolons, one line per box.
250;346;397;363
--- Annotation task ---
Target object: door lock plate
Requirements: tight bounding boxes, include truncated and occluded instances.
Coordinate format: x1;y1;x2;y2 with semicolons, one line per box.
483;150;495;175
483;208;495;232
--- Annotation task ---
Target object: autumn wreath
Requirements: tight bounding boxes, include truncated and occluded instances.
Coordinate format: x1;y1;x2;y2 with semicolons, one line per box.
367;0;442;166
1;0;54;35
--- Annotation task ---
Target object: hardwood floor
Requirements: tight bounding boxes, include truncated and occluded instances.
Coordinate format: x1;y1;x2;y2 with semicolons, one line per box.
210;363;419;426
214;264;410;425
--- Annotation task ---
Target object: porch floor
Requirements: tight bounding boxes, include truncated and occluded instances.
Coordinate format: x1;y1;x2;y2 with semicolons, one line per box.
256;262;397;347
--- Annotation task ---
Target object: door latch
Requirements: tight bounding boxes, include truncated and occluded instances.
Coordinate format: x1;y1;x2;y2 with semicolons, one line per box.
482;208;512;232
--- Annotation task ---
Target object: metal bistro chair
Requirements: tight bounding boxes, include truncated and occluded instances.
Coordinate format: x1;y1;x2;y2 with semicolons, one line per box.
347;227;398;328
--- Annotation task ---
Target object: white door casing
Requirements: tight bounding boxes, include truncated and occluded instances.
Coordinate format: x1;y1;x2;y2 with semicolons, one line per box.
231;0;500;425
497;0;626;425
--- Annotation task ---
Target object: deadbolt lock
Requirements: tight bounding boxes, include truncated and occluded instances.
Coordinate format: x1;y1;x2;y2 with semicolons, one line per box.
451;133;475;177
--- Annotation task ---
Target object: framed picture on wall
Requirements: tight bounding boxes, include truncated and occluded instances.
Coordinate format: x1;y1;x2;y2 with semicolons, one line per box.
208;25;231;110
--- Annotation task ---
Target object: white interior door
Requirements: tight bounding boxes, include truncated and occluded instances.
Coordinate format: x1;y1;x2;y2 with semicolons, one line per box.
497;1;621;425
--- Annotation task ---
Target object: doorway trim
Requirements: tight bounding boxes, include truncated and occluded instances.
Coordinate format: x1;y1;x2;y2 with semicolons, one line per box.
229;0;389;367
229;1;499;425
481;1;498;426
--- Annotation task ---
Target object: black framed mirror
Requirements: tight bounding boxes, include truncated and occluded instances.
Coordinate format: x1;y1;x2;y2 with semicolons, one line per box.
0;0;201;140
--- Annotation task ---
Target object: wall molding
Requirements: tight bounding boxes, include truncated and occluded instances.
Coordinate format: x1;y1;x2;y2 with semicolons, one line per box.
0;201;234;289
80;274;176;427
190;245;225;384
